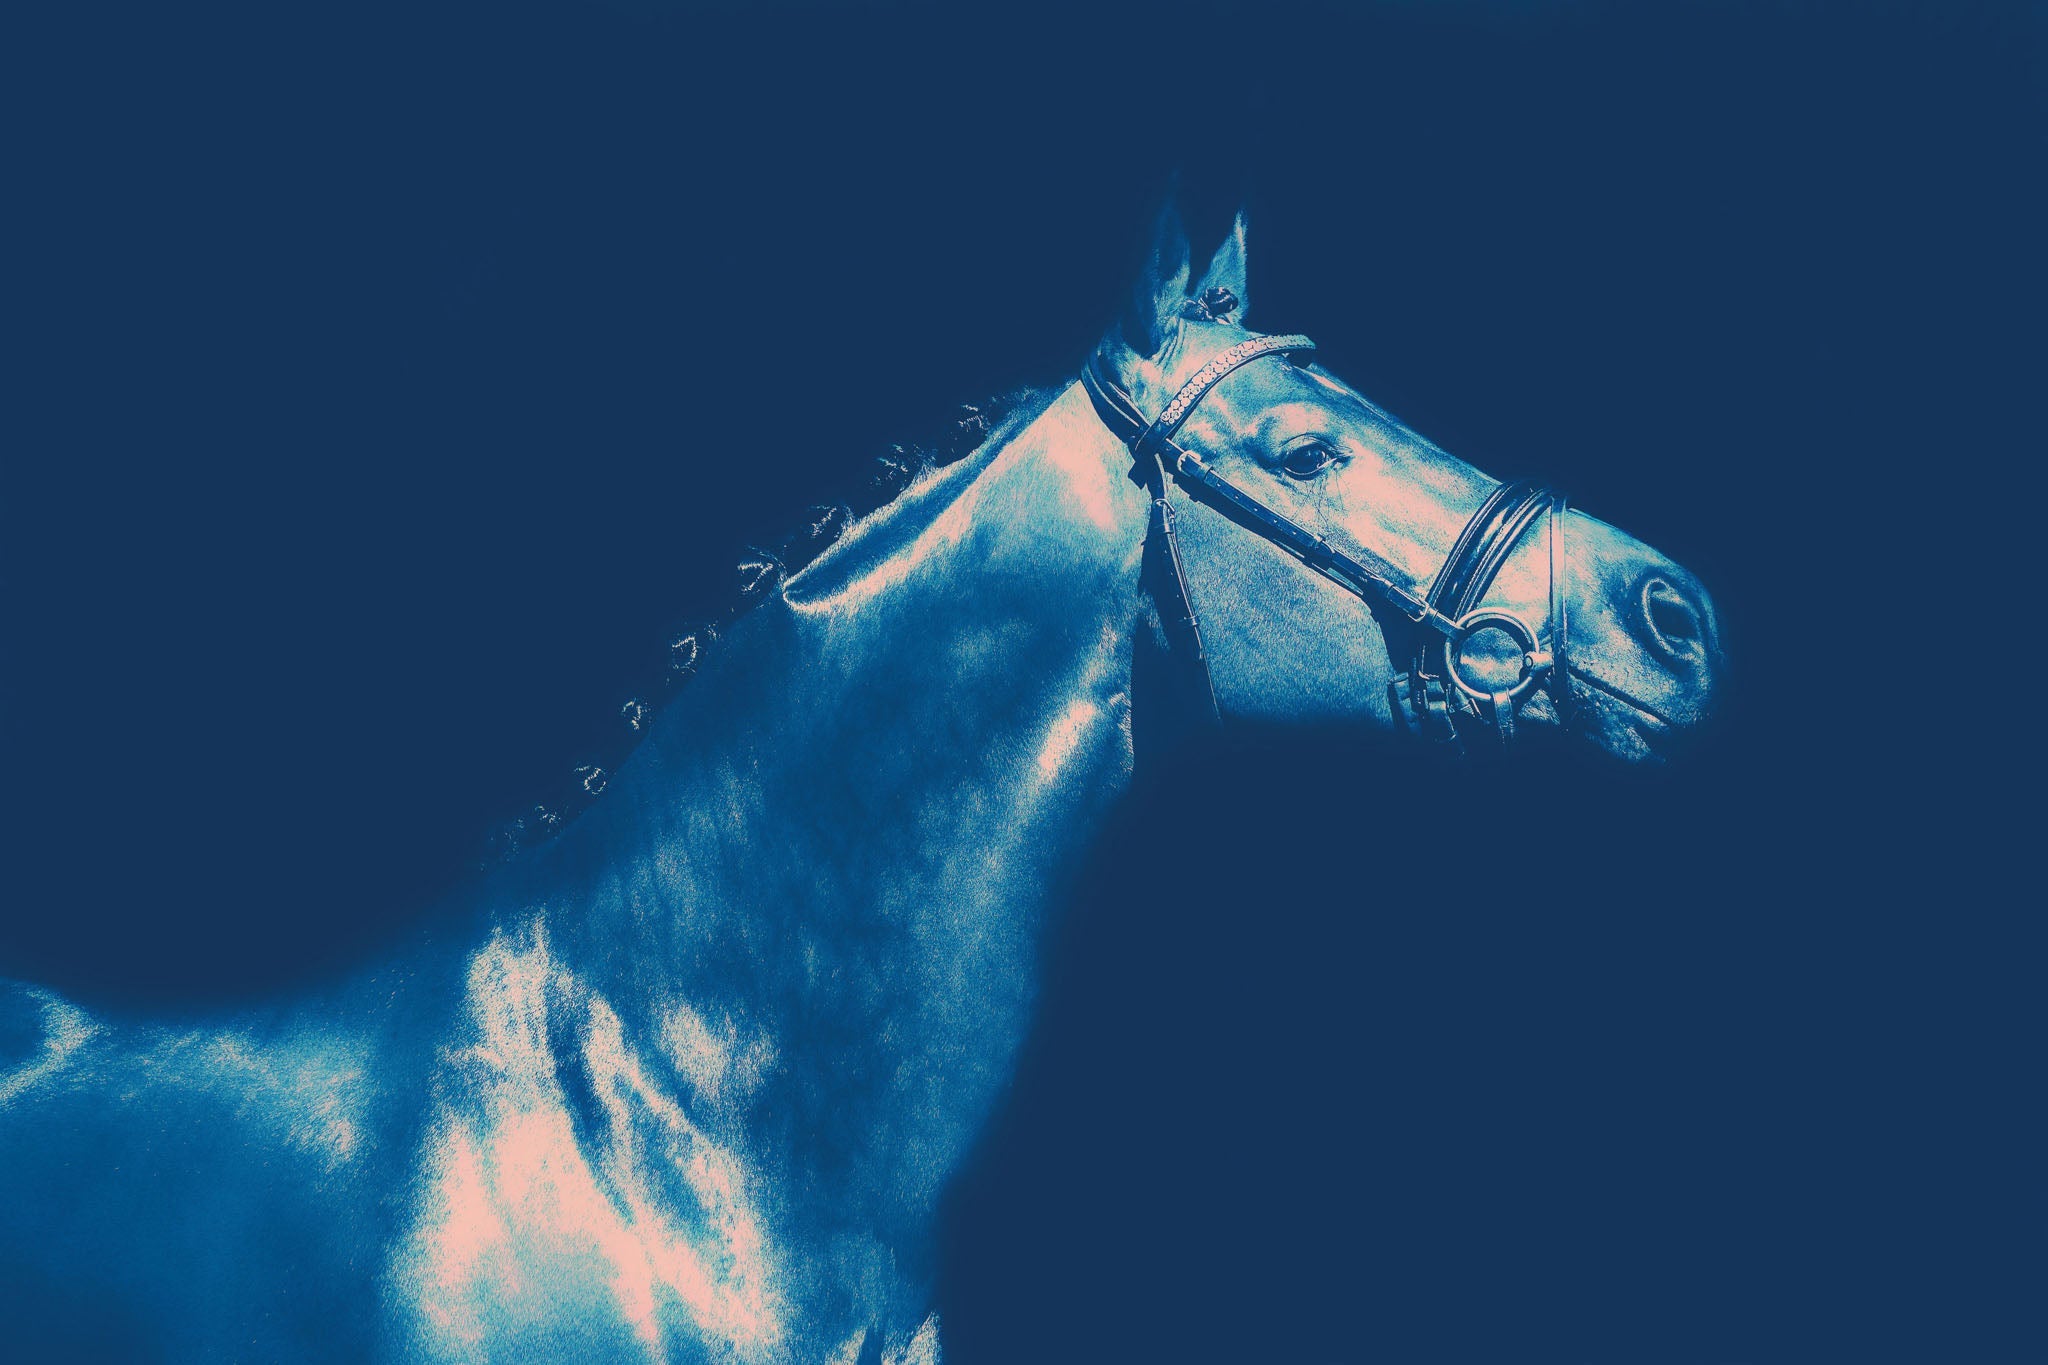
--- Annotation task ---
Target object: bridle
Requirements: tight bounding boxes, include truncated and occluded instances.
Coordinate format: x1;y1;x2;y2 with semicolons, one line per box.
1082;323;1570;751
1080;316;1573;753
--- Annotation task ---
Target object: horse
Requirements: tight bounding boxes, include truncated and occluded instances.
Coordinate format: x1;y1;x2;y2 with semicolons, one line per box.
0;208;1723;1362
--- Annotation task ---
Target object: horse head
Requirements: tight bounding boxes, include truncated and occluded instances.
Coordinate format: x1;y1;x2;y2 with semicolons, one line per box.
1089;207;1724;761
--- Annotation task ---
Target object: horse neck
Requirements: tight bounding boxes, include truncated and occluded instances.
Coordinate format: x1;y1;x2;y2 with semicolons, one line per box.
467;378;1152;1173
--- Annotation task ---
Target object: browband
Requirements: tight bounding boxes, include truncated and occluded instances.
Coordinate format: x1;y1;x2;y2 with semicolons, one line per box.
1082;334;1314;453
1135;334;1316;457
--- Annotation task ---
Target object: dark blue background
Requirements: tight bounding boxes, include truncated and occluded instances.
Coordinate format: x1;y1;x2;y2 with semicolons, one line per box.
4;2;2038;1361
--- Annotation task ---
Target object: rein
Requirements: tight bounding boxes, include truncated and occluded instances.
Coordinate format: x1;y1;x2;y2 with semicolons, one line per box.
1080;326;1572;752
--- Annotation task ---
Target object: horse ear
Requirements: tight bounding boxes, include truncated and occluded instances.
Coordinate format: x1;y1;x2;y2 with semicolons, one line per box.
1120;200;1192;359
1195;208;1251;323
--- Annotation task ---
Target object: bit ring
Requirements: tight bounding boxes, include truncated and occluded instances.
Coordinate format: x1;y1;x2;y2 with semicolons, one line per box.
1445;609;1549;706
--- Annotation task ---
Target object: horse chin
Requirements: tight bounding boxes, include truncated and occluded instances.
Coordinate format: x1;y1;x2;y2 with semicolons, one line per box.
1561;672;1690;765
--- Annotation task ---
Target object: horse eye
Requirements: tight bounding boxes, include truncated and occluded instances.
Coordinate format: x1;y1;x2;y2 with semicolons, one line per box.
1279;442;1340;480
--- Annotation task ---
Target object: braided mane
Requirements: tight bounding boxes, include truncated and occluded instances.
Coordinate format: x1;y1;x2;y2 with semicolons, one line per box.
482;389;1032;861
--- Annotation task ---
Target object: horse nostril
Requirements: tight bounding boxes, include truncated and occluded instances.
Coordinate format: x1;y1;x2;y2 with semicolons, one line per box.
1642;577;1706;660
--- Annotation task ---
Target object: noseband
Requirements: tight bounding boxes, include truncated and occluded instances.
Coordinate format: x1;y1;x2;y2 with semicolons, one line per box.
1080;329;1572;752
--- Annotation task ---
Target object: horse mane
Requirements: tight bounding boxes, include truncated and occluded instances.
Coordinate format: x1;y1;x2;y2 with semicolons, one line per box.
481;387;1038;862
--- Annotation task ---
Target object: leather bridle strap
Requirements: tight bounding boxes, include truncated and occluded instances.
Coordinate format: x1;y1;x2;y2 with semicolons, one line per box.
1410;477;1564;748
1430;479;1552;621
1548;491;1571;726
1081;346;1236;720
